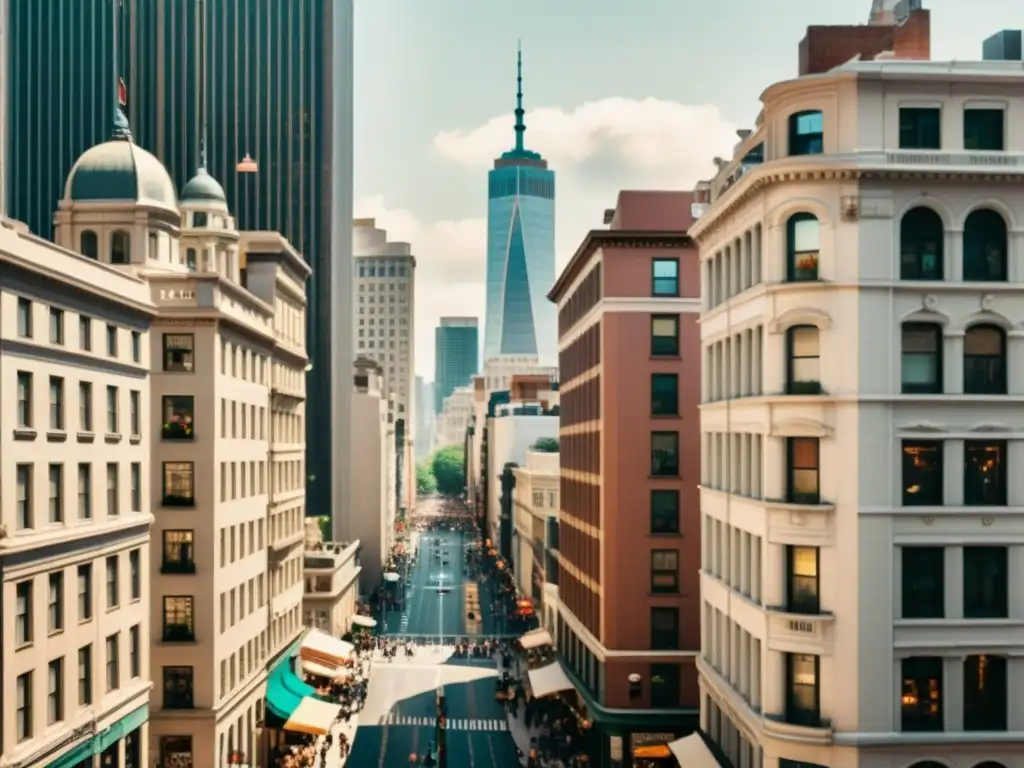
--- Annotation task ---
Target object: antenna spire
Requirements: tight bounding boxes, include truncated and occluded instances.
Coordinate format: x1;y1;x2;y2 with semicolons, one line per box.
198;0;208;168
111;0;131;140
514;40;526;152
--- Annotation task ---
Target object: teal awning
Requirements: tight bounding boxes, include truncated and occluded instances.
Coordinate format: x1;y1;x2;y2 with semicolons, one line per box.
46;739;95;768
279;661;316;699
266;657;313;720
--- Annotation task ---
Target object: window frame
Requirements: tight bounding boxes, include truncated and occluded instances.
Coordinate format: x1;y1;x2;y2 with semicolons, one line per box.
900;207;944;280
650;431;680;477
898;106;941;150
963;546;1008;619
650;373;679;416
963;654;1007;731
163;665;196;710
162;461;196;507
786;546;819;614
900;656;944;732
901;323;943;394
786;325;821;394
963;324;1006;395
901;546;945;619
162;395;196;440
784;653;820;726
786;437;820;504
963;108;1005;151
962;208;1008;282
650;489;680;535
788;110;824;156
963;440;1007;506
651;258;680;297
162;530;197;574
650;549;679;594
163;333;196;373
901;440;944;506
650;314;680;357
162;595;197;642
649;663;681;708
650;607;680;651
786;213;820;281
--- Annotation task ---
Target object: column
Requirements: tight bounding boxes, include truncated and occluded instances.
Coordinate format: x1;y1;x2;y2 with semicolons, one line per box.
764;650;785;715
763;437;785;500
740;532;751;597
945;546;964;619
750;638;762;709
944;333;965;394
1009;657;1024;730
948;230;963;282
754;327;763;395
945;655;965;731
762;542;784;607
740;435;751;497
943;440;965;507
740;233;751;291
1009;545;1024;620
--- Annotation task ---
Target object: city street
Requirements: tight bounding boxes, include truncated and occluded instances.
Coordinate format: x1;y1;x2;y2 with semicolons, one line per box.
347;526;523;766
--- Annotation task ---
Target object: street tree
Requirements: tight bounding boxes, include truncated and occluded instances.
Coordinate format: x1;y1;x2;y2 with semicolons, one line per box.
416;463;437;497
531;437;559;453
431;445;466;497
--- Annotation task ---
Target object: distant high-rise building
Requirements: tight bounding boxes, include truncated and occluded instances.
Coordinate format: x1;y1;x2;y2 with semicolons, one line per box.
435;317;480;412
1;0;355;528
483;45;557;367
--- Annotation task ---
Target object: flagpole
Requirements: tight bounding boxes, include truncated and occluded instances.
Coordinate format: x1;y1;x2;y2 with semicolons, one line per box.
111;0;120;129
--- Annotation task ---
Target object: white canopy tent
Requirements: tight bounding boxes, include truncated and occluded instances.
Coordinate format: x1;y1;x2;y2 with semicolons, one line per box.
283;697;343;736
668;733;721;767
351;614;377;628
519;628;553;650
300;629;354;667
528;661;575;698
301;659;347;679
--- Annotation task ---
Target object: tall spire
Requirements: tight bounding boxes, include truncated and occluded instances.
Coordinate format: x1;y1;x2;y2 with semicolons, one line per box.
514;41;526;152
198;0;208;168
110;0;131;141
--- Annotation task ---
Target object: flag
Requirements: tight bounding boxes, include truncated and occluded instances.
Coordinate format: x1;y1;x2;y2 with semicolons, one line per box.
117;76;127;107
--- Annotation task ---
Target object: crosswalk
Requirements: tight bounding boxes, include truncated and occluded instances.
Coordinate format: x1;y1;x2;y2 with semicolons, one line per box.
380;713;508;732
398;612;409;632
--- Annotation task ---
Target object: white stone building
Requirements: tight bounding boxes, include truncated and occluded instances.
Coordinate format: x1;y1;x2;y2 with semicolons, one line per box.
694;59;1024;768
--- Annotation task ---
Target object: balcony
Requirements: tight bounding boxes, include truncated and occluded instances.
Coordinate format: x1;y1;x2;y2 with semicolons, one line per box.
160;559;196;575
762;711;833;745
162;395;195;440
766;607;834;656
162;622;196;643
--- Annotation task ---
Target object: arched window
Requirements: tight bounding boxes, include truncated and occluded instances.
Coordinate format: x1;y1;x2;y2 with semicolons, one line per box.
964;324;1006;394
110;230;131;264
185;248;197;271
974;763;1008;768
901;323;943;393
786;326;821;394
80;230;98;259
963;655;1007;731
906;764;947;768
788;110;823;156
786;213;819;281
900;208;944;280
963;208;1008;281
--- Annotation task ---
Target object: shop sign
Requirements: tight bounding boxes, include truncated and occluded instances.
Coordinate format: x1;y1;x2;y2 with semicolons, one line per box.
630;732;676;747
609;735;623;761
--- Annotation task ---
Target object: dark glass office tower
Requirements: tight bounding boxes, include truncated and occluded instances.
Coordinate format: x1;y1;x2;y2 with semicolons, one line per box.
3;0;354;523
435;317;480;412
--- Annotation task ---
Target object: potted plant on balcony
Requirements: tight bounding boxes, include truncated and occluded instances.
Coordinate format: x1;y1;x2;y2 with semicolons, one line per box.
163;413;194;440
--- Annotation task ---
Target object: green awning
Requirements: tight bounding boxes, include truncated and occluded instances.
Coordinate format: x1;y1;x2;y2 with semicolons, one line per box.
46;739;96;768
266;657;311;720
279;660;316;699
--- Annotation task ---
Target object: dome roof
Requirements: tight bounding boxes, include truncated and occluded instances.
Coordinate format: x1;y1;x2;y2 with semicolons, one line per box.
181;166;227;204
63;111;177;209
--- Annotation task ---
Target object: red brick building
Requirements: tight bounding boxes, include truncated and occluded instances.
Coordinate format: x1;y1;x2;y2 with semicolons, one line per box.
799;2;930;75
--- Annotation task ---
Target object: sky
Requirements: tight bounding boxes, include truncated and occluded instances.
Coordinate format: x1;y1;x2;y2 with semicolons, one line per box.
353;0;1018;380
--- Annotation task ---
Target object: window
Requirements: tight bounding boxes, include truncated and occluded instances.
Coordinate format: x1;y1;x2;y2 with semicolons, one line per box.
163;333;195;372
899;107;941;149
106;385;119;433
163;596;196;641
16;463;32;529
79;381;93;431
963;209;1008;281
106;555;119;609
163;666;195;709
162;395;196;439
650;432;679;476
963;655;1007;731
963;546;1008;619
786;213;819;281
650;315;680;356
963;108;1004;151
129;625;141;678
901;323;942;393
131;463;142;512
788;110;823;155
650;374;679;415
131;331;141;362
650;550;679;593
15;581;32;646
49;376;65;430
78;463;92;519
107;462;119;515
80;230;98;259
650;608;679;650
185;248;197;270
964;440;1006;506
650;490;680;534
16;371;32;427
649;663;681;708
129;390;141;435
785;653;820;726
651;258;679;296
130;549;141;600
48;571;64;633
18;296;33;337
163;462;196;506
900;207;944;280
786;546;819;614
901;547;944;619
16;672;32;742
47;658;64;725
163;530;197;574
111;231;130;264
963;325;1006;395
79;315;92;350
786;437;819;504
106;324;118;356
901;440;943;506
105;633;119;691
786;326;821;394
78;564;93;620
78;645;92;705
148;231;158;260
901;657;943;731
49;307;64;344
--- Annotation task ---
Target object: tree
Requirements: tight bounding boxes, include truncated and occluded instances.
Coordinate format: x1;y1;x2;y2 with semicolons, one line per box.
531;437;560;453
431;445;466;497
416;463;437;497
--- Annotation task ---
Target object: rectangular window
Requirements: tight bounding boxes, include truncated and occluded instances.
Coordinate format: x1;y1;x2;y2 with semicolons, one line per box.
786;437;819;504
902;440;943;505
650;489;680;534
163;462;196;506
79;381;93;431
963;108;1004;151
901;324;942;393
107;462;119;515
899;107;941;149
963;546;1008;619
650;550;679;593
78;645;92;705
651;315;680;357
47;658;64;725
964;654;1007;731
163;596;196;642
786;546;819;614
650;373;679;416
16;463;32;529
50;307;64;344
17;371;32;427
650;607;679;650
163;333;195;372
78;463;92;519
901;657;943;731
106;324;118;357
789;111;824;156
163;530;197;574
651;432;679;476
105;633;119;691
163;666;196;709
78;564;93;620
16;672;32;741
106;385;119;433
49;375;65;430
106;555;119;609
131;330;141;362
129;390;141;436
901;546;944;619
17;297;32;337
129;625;141;678
48;571;64;633
785;653;820;726
649;663;681;708
162;395;196;440
48;463;64;523
651;258;679;296
964;440;1006;506
130;463;142;512
79;315;92;350
130;549;141;600
15;581;32;646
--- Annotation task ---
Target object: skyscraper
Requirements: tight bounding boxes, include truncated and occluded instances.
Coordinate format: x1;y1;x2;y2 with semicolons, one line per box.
1;0;354;523
483;46;557;367
435;317;480;412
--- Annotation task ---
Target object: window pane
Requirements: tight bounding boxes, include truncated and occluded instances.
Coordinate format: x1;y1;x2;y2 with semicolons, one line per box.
652;260;678;278
964;441;1006;506
790;438;818;468
790;328;819;357
902;441;943;505
791;547;817;577
792;219;819;252
794;112;823;134
965;326;1002;355
652;317;677;336
903;326;938;354
902;546;944;619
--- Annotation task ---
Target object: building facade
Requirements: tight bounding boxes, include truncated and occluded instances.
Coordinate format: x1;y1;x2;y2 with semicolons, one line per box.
547;190;702;762
301;520;361;640
439;386;475;448
435;316;480;413
483;49;557;367
1;0;355;526
692;58;1024;768
0;219;155;767
511;448;561;630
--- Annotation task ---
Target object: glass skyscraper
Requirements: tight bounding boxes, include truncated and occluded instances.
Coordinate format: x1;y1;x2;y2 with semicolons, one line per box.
483;48;557;366
435;317;480;412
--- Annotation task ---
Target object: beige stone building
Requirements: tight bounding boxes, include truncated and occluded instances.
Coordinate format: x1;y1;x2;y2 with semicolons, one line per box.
301;520;362;638
511;448;561;632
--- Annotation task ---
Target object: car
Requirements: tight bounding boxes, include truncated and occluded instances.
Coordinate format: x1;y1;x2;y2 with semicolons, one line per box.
437;587;451;595
442;560;449;567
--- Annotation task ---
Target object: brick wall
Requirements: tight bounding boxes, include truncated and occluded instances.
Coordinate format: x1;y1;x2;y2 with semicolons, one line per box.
799;9;930;75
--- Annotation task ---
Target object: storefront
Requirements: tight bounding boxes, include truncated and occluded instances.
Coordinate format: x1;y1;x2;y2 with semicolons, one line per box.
42;704;148;768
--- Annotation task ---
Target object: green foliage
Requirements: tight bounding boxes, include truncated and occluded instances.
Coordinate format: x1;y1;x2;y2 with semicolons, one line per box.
431;445;466;497
316;515;331;541
416;463;437;497
531;437;560;453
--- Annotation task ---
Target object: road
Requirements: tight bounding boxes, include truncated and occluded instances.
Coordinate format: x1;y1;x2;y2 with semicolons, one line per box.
348;527;522;767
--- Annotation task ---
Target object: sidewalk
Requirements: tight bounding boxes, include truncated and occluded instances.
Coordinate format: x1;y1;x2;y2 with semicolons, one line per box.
320;711;360;768
497;654;538;766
